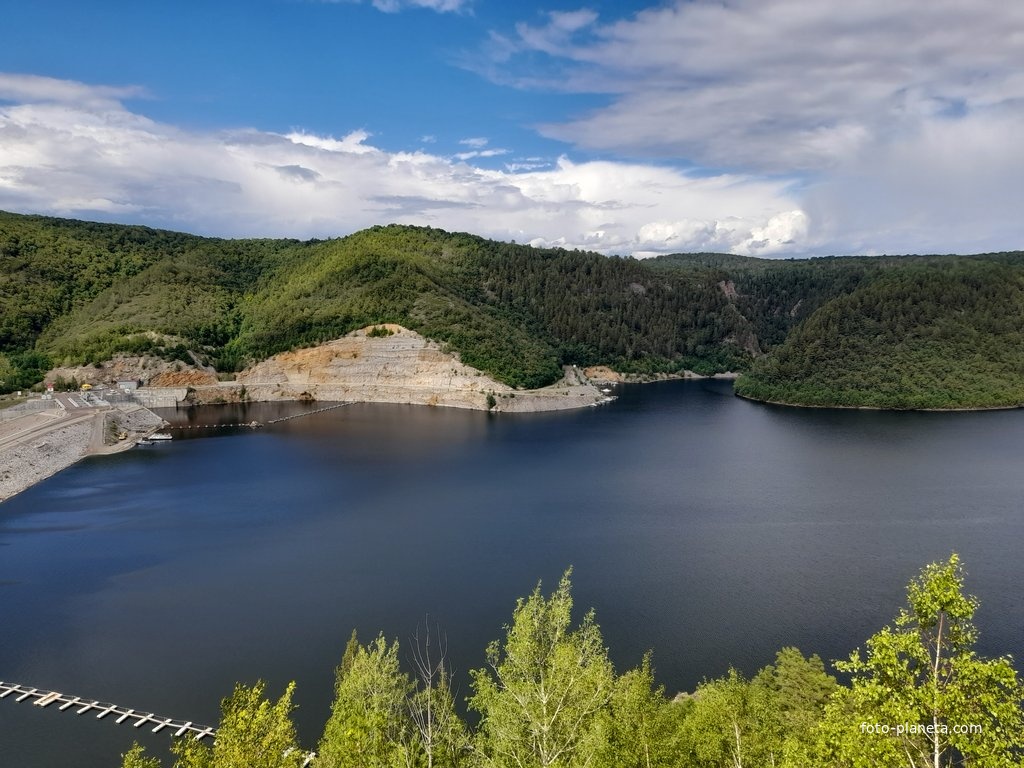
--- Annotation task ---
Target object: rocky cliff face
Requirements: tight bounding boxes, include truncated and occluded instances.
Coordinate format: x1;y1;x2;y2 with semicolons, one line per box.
46;355;217;389
237;325;503;410
235;325;607;412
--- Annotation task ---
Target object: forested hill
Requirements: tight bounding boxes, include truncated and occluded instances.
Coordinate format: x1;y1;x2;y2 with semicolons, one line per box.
732;259;1024;408
0;212;754;391
650;251;1024;409
2;210;1024;409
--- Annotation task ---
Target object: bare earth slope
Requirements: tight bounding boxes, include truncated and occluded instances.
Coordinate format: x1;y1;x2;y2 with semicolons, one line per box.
234;325;609;412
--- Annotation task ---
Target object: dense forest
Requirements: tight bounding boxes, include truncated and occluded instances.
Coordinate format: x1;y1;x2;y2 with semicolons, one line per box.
3;211;1024;409
121;555;1024;768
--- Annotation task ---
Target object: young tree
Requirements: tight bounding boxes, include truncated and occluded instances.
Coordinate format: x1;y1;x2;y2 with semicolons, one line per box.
407;621;469;768
750;648;837;767
818;553;1024;767
675;649;836;768
676;668;755;768
597;653;678;768
122;742;161;768
469;569;615;768
171;681;303;768
316;634;420;768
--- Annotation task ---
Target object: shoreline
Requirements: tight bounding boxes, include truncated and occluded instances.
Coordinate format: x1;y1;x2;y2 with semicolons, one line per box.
7;363;1021;505
0;404;166;505
0;373;610;504
733;390;1024;413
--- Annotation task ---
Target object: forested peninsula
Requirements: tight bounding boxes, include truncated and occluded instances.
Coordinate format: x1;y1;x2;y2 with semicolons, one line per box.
3;210;1024;410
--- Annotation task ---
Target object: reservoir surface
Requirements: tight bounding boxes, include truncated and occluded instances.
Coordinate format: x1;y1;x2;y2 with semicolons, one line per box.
2;379;1024;767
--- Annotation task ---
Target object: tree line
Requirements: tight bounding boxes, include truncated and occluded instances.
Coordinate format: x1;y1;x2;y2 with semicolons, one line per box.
123;556;1024;768
4;211;1024;409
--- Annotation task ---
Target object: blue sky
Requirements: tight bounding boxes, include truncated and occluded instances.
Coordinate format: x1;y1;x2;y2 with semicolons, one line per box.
2;0;1023;256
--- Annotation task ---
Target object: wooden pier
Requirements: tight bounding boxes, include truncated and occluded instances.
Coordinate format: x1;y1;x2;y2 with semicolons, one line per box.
267;402;352;424
0;680;315;765
0;680;215;740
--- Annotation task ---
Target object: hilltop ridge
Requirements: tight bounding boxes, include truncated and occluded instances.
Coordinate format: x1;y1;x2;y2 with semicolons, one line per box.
3;210;1024;410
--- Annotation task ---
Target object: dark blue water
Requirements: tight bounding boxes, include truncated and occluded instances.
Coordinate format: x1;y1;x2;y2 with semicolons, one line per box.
3;380;1024;766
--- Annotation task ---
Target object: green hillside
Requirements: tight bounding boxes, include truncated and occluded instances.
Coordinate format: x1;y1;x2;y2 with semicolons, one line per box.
734;259;1024;408
0;213;753;392
3;210;1024;409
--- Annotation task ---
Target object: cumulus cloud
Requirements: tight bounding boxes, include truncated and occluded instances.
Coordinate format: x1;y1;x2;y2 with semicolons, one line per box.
478;0;1024;253
284;129;378;154
0;73;802;256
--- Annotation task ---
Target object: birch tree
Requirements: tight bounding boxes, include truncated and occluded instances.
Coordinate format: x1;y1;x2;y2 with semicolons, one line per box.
597;653;678;768
121;743;161;768
408;622;469;768
171;681;303;768
316;634;420;768
469;569;615;768
818;553;1024;767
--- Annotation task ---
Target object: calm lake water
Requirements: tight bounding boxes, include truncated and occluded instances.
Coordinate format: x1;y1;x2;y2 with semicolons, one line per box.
3;380;1024;767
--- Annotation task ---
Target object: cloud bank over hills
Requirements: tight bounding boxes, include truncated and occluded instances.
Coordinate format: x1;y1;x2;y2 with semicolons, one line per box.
2;0;1023;256
0;72;804;256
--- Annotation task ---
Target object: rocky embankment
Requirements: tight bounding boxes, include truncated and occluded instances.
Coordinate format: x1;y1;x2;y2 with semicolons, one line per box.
0;403;165;503
0;415;94;502
46;353;218;389
225;325;609;412
44;327;612;413
583;365;740;384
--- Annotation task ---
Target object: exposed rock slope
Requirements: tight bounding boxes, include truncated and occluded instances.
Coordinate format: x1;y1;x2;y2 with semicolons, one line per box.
236;325;607;412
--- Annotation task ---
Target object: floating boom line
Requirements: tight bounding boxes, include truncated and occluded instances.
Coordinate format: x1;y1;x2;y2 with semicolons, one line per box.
0;680;315;766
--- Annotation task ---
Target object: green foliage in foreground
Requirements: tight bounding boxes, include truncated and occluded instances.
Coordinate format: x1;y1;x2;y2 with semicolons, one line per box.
171;681;303;768
126;554;1024;768
121;743;161;768
818;554;1024;766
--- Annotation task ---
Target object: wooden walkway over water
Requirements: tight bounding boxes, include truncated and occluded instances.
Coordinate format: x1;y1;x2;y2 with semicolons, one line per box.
0;680;215;740
1;680;315;765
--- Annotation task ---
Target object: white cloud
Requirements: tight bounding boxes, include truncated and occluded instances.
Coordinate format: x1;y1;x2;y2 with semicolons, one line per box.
514;9;599;55
478;0;1024;254
0;72;147;108
0;74;802;256
803;109;1024;255
314;0;470;12
498;0;1024;172
370;0;469;13
285;129;378;154
458;136;489;148
454;147;510;161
